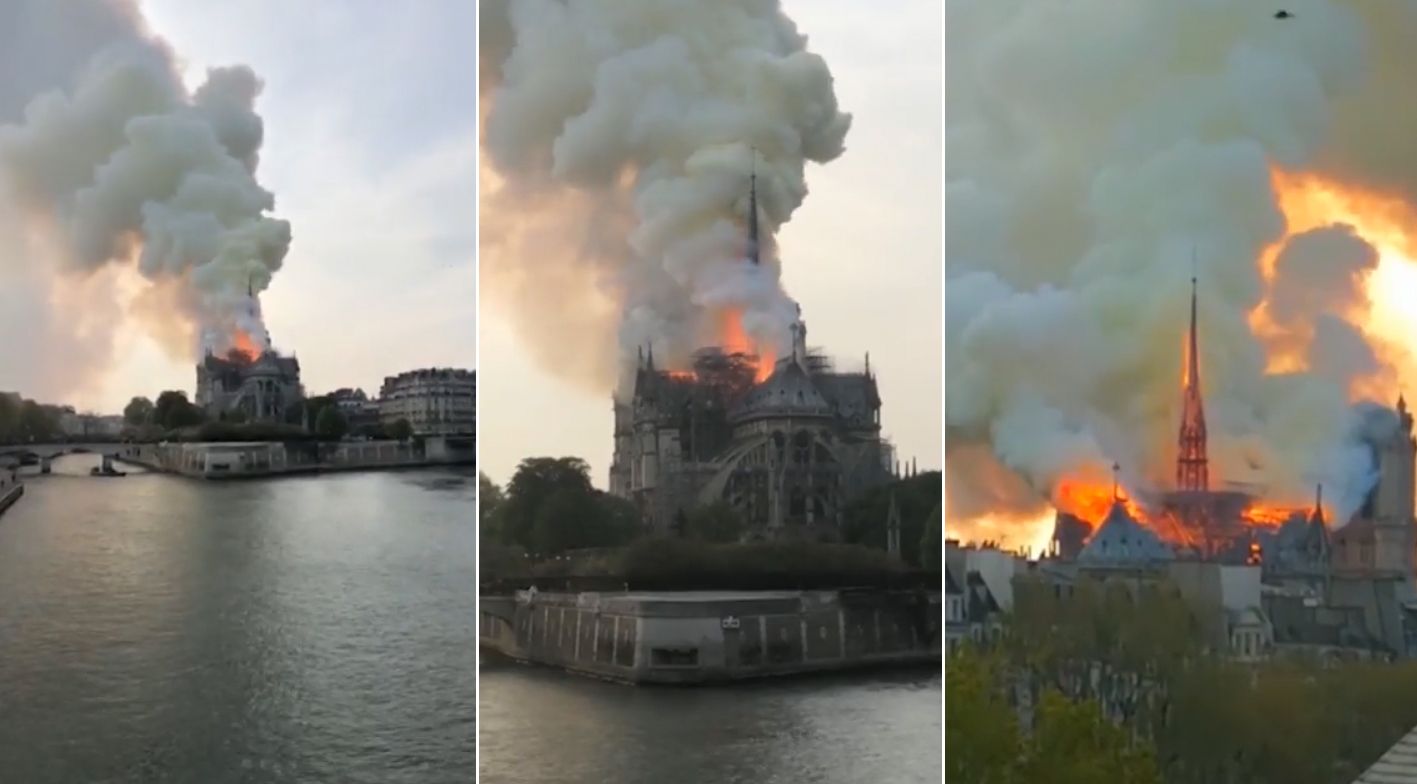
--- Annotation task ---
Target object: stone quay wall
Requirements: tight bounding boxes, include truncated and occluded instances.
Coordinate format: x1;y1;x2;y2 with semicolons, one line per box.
115;437;473;479
480;589;942;685
0;469;22;517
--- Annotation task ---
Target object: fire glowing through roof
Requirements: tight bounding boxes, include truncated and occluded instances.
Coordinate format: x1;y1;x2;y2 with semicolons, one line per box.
947;164;1414;552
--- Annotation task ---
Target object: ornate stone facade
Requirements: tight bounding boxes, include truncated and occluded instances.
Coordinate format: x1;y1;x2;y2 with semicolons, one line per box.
195;349;304;423
609;315;892;538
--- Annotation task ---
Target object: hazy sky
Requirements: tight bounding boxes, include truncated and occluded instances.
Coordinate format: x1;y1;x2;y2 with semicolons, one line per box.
479;0;943;487
13;1;477;413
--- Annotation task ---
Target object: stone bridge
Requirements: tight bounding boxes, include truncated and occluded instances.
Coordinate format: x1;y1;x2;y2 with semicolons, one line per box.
0;443;141;474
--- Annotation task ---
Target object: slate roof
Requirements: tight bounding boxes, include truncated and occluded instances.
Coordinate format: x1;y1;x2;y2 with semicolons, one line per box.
1353;723;1417;783
945;568;963;596
1077;501;1174;568
729;360;833;423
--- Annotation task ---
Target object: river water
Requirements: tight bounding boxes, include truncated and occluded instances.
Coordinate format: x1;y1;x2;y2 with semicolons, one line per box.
0;455;476;783
478;662;942;784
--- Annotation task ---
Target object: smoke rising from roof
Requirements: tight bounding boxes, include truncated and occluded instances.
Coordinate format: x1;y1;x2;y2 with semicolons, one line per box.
479;0;850;395
0;0;288;399
948;1;1417;530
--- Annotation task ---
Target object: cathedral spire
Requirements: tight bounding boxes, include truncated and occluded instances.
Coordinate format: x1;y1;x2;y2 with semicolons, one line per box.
1177;270;1210;492
747;149;760;267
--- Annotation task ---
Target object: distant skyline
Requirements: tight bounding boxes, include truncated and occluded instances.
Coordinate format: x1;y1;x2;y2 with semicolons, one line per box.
479;0;943;486
0;1;476;412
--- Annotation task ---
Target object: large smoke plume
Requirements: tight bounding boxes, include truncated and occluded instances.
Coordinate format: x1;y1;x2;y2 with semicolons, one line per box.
948;1;1417;529
0;0;288;398
479;0;850;394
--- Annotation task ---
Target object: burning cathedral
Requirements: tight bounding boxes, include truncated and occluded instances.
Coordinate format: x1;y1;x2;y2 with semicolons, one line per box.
194;279;304;423
1048;274;1417;584
608;173;895;538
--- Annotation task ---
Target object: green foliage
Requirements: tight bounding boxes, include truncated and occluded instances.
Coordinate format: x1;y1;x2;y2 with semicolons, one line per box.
841;471;941;566
480;472;505;538
154;390;204;429
945;650;1020;783
189;421;313;442
682;501;746;543
491;457;642;555
945;649;1164;784
314;405;348;440
1005;575;1201;675
123;396;154;426
612;538;907;589
390;418;414;441
1020;691;1164;784
18;400;58;442
994;576;1417;783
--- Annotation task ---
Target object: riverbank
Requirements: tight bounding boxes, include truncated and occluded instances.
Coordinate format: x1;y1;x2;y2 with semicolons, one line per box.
112;437;474;479
0;475;22;517
480;588;941;685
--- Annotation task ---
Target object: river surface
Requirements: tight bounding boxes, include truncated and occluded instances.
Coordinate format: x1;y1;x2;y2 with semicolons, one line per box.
0;455;476;783
478;661;941;784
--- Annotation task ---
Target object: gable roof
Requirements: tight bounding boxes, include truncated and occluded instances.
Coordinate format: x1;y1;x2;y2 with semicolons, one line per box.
1078;501;1174;568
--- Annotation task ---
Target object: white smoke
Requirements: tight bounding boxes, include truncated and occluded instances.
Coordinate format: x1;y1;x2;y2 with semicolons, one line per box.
0;0;289;378
947;0;1417;527
479;0;850;393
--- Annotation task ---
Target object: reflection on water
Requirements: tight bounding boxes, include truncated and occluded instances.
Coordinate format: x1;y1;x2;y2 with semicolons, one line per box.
478;659;942;784
0;455;475;784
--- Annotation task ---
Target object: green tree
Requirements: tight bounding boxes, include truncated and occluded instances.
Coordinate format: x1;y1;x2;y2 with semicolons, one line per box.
480;472;505;540
390;418;414;441
1018;691;1163;784
0;392;18;442
493;456;641;555
154;390;206;429
841;471;941;566
17;400;57;442
123;396;154;426
945;649;1020;783
314;405;348;440
683;501;745;543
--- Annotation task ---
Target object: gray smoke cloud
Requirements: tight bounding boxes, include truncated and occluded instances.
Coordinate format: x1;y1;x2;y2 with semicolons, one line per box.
0;0;289;400
479;0;850;394
947;0;1417;530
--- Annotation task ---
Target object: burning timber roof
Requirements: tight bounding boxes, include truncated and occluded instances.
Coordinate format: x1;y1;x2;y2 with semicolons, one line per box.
1077;501;1174;569
1352;723;1417;783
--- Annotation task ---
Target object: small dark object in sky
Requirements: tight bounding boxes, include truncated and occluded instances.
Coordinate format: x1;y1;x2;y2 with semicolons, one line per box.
1274;10;1293;19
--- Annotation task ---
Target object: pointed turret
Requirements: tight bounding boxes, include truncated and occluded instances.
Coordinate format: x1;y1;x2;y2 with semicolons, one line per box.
1177;272;1210;492
885;492;902;558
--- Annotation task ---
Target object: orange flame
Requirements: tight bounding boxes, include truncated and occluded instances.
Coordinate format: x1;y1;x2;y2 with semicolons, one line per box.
1053;479;1147;527
718;309;774;382
231;330;259;362
1251;165;1417;398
